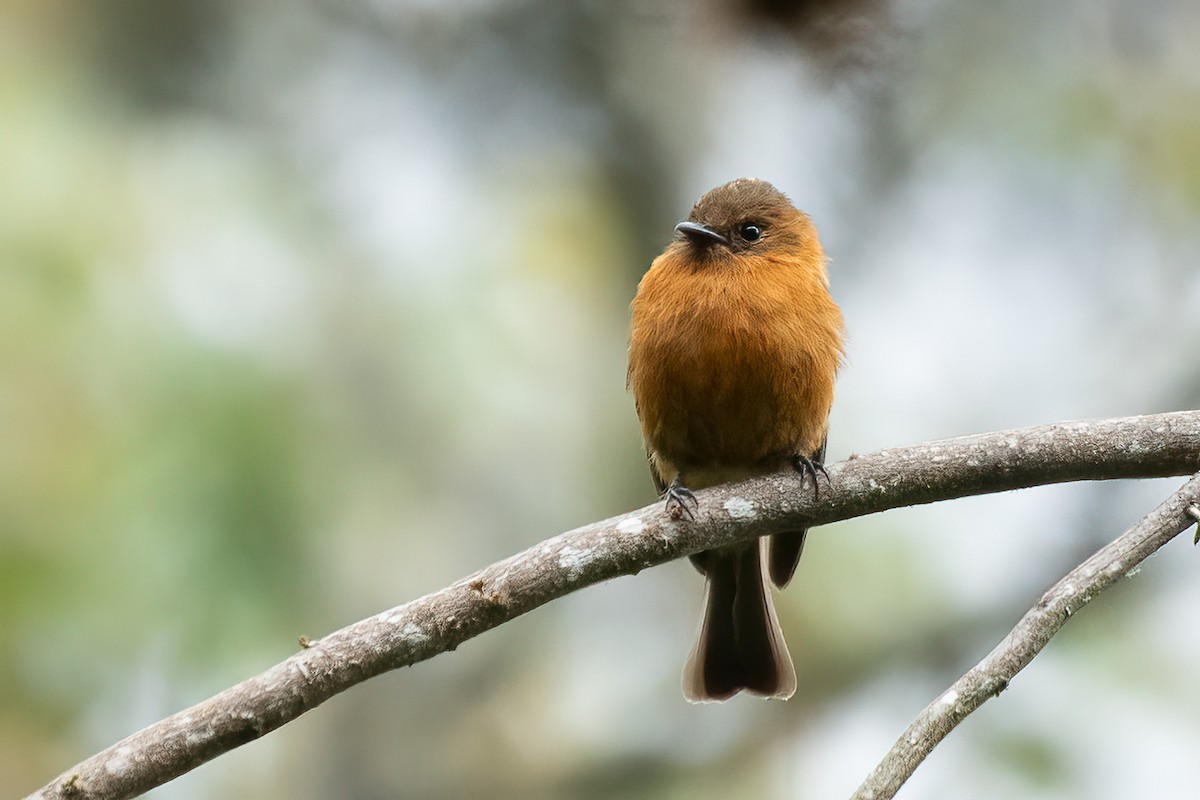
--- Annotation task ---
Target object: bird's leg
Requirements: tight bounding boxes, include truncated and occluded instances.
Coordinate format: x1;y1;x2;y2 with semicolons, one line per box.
790;454;830;498
665;477;699;522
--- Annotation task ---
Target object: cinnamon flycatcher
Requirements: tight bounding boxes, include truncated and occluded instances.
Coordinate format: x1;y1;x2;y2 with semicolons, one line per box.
627;178;844;702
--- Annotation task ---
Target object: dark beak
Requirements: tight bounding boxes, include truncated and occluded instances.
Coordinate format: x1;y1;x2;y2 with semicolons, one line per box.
674;220;729;247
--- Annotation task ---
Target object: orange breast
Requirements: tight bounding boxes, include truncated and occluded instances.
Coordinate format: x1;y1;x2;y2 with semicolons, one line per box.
628;246;843;487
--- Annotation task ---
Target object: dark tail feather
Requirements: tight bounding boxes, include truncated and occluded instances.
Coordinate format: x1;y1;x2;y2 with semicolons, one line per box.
768;529;808;587
682;540;796;702
771;436;827;587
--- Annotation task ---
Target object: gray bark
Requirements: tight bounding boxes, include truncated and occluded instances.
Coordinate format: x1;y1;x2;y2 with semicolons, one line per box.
26;411;1200;800
852;470;1200;799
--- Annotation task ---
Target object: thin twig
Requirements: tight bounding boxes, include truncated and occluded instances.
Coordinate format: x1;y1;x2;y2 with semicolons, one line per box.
851;471;1200;800
25;411;1200;800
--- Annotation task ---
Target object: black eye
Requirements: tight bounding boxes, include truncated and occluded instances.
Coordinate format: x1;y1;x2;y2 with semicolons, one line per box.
738;222;763;242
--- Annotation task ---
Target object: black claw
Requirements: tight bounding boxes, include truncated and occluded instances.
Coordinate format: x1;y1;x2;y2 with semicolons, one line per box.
665;479;698;521
791;454;829;498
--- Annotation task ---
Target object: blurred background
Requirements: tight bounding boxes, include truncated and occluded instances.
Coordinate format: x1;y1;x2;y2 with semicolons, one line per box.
4;0;1200;797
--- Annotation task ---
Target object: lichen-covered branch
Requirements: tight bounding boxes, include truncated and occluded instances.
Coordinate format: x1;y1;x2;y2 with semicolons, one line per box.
852;470;1200;800
26;411;1200;800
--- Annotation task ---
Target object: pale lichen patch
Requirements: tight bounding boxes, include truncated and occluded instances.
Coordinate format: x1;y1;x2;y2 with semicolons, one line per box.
401;622;429;643
1056;583;1076;602
558;545;593;578
104;746;134;776
616;517;645;535
185;728;215;747
723;497;756;519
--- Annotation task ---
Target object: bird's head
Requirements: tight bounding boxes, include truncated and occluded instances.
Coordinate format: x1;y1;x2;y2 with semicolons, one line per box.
672;178;819;263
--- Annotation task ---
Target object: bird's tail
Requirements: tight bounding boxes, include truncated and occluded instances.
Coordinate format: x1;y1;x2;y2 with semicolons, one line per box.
682;538;797;702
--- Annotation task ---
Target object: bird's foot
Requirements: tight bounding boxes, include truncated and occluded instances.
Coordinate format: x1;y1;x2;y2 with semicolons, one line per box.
665;479;698;521
791;454;830;498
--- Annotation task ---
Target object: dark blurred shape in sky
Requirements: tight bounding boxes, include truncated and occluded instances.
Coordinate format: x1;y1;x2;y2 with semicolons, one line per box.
737;0;892;73
84;0;234;111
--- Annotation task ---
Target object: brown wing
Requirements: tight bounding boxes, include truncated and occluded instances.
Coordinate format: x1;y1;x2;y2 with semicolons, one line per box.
648;450;667;495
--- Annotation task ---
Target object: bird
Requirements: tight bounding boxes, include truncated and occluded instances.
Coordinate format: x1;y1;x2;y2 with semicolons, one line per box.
627;178;844;702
